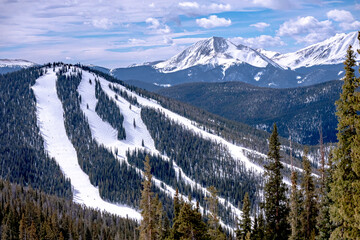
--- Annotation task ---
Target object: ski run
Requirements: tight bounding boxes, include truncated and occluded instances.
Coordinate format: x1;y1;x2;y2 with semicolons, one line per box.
33;65;278;229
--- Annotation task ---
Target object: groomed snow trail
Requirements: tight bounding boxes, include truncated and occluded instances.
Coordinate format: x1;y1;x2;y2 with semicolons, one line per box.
32;68;141;220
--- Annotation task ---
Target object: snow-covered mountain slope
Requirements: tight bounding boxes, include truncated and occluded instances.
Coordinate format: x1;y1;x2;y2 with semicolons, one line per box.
31;65;268;227
256;49;281;59
0;59;37;74
32;68;141;220
154;37;283;73
0;59;36;67
272;31;359;69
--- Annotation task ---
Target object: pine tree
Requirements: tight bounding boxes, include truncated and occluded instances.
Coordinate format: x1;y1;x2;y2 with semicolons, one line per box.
237;192;251;240
140;155;155;240
300;148;317;239
329;36;360;239
263;123;290;240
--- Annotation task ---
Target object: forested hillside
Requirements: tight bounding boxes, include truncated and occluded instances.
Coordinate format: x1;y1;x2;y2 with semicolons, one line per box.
157;80;342;145
0;67;72;198
0;179;139;239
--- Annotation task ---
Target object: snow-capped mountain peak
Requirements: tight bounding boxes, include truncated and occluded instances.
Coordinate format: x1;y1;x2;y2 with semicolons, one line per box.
0;59;37;68
271;31;359;69
256;49;281;59
154;36;283;73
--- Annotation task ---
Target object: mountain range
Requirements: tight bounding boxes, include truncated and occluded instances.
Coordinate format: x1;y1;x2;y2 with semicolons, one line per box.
110;31;359;90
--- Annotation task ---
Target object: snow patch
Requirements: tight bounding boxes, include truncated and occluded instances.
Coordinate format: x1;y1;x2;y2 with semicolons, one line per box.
254;71;263;81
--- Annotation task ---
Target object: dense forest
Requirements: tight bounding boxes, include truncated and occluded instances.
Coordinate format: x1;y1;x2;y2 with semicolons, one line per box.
157;80;341;145
0;179;139;240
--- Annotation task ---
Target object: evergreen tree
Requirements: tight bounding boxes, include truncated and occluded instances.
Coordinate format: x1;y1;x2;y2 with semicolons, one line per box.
316;153;334;240
289;167;302;240
300;148;318;239
253;211;265;240
206;186;226;240
140;155;155;240
172;199;208;240
263;123;290;240
237;192;251;240
329;37;360;239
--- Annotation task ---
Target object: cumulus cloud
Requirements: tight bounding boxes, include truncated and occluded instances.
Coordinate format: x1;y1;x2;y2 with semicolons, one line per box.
91;18;113;29
277;16;334;44
340;21;360;30
250;22;270;31
146;17;171;34
196;15;231;29
230;35;285;48
327;9;360;30
327;9;354;22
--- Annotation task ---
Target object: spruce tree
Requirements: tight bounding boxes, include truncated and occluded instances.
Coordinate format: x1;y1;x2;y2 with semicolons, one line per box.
316;153;334;240
206;186;226;240
172;198;208;240
140;155;155;240
263;123;290;240
237;192;251;240
289;167;302;240
300;148;317;239
329;37;360;239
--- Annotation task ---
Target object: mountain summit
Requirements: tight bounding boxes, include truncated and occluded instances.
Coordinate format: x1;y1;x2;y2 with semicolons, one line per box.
155;36;282;72
272;31;359;69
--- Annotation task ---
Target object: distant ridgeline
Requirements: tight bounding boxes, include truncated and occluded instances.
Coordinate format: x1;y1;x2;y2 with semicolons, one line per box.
0;64;324;231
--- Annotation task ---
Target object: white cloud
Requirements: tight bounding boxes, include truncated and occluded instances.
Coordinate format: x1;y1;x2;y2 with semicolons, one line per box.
146;18;161;29
340;21;360;30
146;17;171;34
128;38;147;45
208;3;231;11
196;15;231;29
230;35;285;48
326;9;360;31
178;2;231;16
252;0;298;9
277;16;334;44
91;18;113;29
178;2;200;8
163;36;174;44
327;9;354;22
250;22;270;31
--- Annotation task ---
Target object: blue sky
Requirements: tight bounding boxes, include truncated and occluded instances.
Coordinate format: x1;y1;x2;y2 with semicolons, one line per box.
0;0;359;68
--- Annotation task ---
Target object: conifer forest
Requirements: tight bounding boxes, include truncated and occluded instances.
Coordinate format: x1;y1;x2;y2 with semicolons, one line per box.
1;10;360;239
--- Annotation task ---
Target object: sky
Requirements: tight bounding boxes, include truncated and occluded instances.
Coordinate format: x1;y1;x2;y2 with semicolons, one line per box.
0;0;359;68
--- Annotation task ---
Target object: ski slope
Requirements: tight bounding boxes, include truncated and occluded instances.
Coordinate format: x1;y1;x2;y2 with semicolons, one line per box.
32;68;141;220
